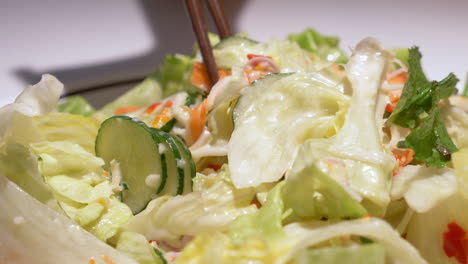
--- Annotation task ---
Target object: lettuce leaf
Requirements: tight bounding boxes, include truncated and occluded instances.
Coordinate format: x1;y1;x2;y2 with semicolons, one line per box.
283;141;368;221
292;244;385;264
228;72;350;188
442;104;468;150
30;141;132;242
229;182;286;242
0;174;137;264
406;191;468;263
95;77;162;120
0;74;63;143
125;165;257;243
56;95;95;117
301;38;394;216
177;183;291;264
391;165;457;213
393;48;409;68
152;54;198;97
33;112;100;154
282;218;427;264
0;143;55;206
288;28;348;64
116;232;166;264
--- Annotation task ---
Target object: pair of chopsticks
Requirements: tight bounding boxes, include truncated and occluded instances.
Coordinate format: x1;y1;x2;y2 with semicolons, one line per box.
185;0;231;91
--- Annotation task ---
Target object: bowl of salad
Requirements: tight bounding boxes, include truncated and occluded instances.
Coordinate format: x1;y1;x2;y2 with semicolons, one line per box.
1;25;468;264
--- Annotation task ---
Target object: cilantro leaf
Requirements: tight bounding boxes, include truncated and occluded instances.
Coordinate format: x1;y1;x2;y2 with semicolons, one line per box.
391;47;459;167
388;47;457;128
397;84;459;167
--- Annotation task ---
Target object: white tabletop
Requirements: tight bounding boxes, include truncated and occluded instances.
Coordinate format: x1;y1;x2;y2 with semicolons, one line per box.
2;0;468;107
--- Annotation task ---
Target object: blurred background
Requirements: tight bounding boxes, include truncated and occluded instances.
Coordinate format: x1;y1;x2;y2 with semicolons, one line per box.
2;0;468;107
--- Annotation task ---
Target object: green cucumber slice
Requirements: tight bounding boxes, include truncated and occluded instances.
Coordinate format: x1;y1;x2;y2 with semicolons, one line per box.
159;118;176;133
157;133;185;195
95;116;166;214
171;134;196;192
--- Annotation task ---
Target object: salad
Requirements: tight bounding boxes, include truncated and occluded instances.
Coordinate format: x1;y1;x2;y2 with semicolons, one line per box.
1;28;468;264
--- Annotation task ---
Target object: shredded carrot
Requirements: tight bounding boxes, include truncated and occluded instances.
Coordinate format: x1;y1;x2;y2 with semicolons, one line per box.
385;103;396;113
102;170;109;176
385;88;403;113
190;99;208;143
247;54;272;60
144;102;162;114
393;149;415;168
244;69;267;84
190;62;230;91
388;72;407;85
88;259;96;264
388;88;403;104
163;100;173;108
114;106;141;115
101;256;116;264
152;108;172;128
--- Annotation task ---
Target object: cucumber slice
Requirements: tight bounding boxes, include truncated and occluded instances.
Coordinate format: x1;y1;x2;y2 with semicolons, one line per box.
95;116;166;214
171;134;196;192
159;118;176;133
213;36;259;50
157;133;185;195
228;72;350;188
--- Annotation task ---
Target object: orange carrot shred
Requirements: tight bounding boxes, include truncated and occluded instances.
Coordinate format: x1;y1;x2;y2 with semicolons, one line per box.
101;256;116;264
144;102;162;114
114;106;141;115
152;108;172;128
191;62;230;91
190;99;208;143
388;72;407;85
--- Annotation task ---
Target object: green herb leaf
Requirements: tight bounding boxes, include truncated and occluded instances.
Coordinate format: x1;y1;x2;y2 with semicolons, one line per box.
388;48;458;128
390;47;459;167
388;47;430;128
397;85;458;167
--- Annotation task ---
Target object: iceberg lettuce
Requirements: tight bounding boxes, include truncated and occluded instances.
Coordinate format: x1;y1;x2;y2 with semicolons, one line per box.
228;72;350;188
125;165;257;243
288;28;348;64
291;244;385;264
0;74;63;143
30;141;132;242
282;218;427;264
0;174;137;264
283;141;367;221
56;95;95;117
116;232;166;264
298;38;395;216
391;165;457;213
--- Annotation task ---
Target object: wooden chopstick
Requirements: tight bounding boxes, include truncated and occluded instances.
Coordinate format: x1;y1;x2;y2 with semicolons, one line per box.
206;0;231;39
184;0;231;90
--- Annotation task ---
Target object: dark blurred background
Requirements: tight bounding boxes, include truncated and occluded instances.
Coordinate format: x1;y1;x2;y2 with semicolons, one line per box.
2;0;467;106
